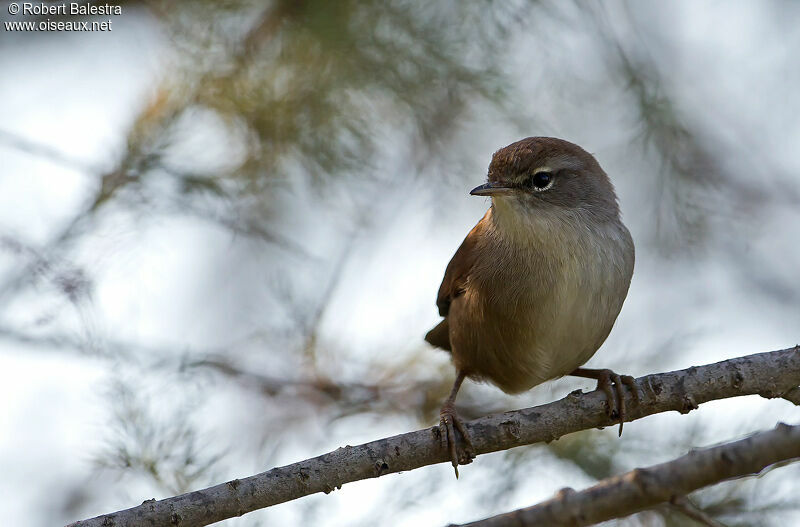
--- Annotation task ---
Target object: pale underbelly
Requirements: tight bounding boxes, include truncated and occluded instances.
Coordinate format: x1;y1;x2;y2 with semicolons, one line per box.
450;291;618;394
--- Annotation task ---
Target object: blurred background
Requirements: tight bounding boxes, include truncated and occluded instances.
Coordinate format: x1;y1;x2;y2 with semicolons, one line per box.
2;1;800;526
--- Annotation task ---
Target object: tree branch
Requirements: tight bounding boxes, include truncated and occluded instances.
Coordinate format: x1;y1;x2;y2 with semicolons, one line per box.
451;422;800;527
668;496;727;527
782;386;800;405
67;346;800;527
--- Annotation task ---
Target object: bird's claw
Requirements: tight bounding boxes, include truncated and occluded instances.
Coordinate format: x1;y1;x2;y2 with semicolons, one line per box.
593;369;639;436
439;403;475;478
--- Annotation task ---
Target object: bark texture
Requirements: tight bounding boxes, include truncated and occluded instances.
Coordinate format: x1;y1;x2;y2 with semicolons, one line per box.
67;346;800;527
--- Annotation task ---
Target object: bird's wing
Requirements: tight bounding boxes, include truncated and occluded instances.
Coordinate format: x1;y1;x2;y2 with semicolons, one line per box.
435;210;490;317
425;212;489;350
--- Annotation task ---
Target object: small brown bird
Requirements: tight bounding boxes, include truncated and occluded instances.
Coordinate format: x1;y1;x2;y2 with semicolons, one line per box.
426;137;637;476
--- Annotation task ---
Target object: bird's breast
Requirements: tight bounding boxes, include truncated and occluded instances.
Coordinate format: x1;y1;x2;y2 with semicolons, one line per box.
449;210;634;394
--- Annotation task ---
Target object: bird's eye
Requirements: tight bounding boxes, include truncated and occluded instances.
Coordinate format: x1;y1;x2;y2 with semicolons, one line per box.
528;171;553;190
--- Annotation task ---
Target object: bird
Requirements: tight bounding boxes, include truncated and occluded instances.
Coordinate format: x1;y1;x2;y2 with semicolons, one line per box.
425;137;637;477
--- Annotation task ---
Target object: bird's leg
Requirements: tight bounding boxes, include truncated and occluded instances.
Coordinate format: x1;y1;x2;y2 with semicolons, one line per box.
569;367;638;436
439;370;474;478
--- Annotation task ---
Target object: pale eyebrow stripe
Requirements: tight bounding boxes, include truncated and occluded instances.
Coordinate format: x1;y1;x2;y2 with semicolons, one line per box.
512;166;552;184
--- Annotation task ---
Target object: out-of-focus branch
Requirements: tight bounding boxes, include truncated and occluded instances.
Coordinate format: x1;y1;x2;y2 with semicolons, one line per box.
0;128;100;173
452;423;800;527
66;346;800;527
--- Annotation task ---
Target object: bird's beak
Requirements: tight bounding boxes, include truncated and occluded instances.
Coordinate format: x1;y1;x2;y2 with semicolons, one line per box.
469;182;514;196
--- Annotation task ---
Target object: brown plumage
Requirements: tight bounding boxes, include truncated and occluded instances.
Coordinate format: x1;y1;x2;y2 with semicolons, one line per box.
427;137;636;476
424;216;488;351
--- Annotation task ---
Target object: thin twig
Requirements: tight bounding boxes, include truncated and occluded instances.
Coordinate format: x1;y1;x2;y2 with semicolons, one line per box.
452;423;799;527
669;496;728;527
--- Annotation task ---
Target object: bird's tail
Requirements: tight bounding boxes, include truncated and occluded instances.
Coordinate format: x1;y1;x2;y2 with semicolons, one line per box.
424;319;451;351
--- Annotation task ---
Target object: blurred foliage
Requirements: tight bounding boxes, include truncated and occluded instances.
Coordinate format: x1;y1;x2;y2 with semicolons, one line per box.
82;0;530;236
95;379;225;495
1;1;799;526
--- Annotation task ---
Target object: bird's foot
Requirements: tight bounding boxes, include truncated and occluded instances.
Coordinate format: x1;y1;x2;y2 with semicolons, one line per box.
439;401;475;478
571;368;638;436
595;369;638;436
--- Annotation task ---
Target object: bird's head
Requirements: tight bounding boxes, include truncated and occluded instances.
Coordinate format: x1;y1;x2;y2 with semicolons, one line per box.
471;137;620;223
